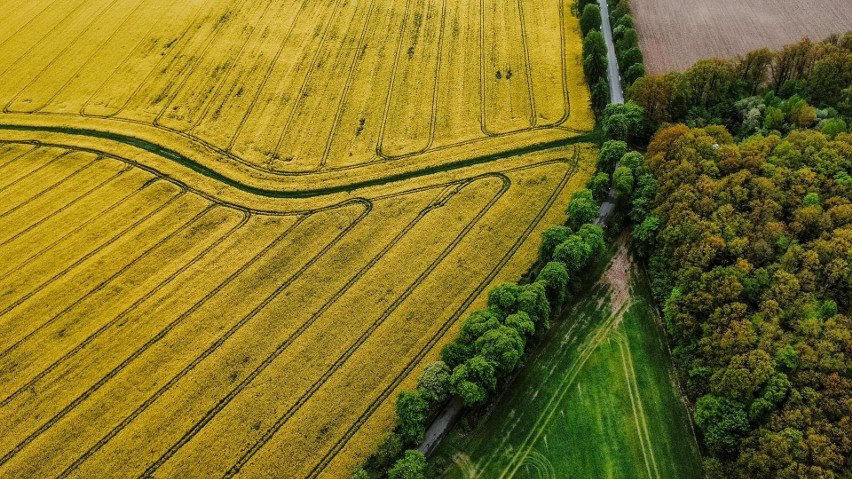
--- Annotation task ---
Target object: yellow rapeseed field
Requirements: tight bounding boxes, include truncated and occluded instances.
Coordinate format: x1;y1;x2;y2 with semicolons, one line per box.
0;0;595;477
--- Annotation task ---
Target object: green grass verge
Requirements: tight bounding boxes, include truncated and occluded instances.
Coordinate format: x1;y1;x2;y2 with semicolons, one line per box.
430;241;702;479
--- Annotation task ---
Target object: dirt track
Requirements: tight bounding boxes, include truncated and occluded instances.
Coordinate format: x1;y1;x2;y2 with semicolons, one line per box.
631;0;852;73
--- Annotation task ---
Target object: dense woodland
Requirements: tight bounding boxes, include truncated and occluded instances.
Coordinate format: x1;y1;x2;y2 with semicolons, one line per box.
627;33;852;141
621;47;852;476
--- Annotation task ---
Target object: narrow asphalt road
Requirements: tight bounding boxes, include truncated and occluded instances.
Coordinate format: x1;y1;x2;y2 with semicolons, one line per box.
417;0;626;458
598;0;624;104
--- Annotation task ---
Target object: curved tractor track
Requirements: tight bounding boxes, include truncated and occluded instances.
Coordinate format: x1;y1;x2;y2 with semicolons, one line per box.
0;0;595;477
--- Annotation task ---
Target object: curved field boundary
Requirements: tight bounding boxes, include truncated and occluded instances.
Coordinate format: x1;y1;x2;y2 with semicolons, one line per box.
268;0;347;162
478;0;572;137
375;0;447;160
0;188;187;320
136;177;489;477
0;123;594;200
0;0;587;176
305;152;580;478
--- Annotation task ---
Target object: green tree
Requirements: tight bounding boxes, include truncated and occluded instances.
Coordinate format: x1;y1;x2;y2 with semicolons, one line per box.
613;166;634;198
417;361;451;405
583;30;608;83
505;311;536;337
474;326;525;376
518;281;551;326
388;450;426;479
554;235;592;274
538;225;573;262
579;4;601;36
566;188;599;229
487;283;524;318
586;172;611;202
763;105;785;131
694;395;750;454
536;261;569;308
450;355;498;406
577;223;606;256
590;77;610;114
440;341;473;369
459;310;502;344
602;101;645;143
396;390;429;445
820;118;847;138
597;140;627;174
618;47;644;75
623;62;645;86
620;151;645;170
616;28;638;51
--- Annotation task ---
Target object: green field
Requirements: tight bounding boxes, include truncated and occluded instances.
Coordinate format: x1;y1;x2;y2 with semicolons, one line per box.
430;240;703;478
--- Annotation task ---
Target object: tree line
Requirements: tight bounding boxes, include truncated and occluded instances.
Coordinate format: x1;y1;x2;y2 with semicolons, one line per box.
627;33;852;140
353;193;608;479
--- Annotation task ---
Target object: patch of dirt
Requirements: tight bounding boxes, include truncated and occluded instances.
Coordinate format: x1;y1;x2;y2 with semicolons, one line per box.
597;235;633;326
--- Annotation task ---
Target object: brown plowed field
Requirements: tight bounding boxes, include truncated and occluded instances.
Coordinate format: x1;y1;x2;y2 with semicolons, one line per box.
632;0;852;73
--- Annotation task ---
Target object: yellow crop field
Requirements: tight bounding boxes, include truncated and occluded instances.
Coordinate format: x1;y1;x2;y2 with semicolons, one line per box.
0;0;594;477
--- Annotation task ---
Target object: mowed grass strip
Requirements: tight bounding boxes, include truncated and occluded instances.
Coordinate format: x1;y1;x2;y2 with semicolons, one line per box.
432;243;703;479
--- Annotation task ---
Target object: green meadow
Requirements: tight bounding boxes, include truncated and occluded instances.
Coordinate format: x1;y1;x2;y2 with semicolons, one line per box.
431;241;703;478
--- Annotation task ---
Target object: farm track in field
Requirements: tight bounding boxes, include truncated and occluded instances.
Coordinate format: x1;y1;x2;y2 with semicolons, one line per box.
0;1;596;475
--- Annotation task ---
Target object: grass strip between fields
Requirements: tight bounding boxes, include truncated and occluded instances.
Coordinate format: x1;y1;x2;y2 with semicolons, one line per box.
0;124;597;198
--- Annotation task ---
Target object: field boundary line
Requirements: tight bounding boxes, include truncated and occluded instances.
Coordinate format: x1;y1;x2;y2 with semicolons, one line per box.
0;0;65;52
13;210;302;477
139;181;458;476
0;161;131;249
30;0;181;115
225;0;313;152
516;0;538;128
78;0;204;118
0;148;71;195
0;0;91;81
152;0;268;129
319;0;380;167
307;153;580;478
0;143;39;170
373;0;413;162
135;0;254;122
0;125;594;201
375;0;448;161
